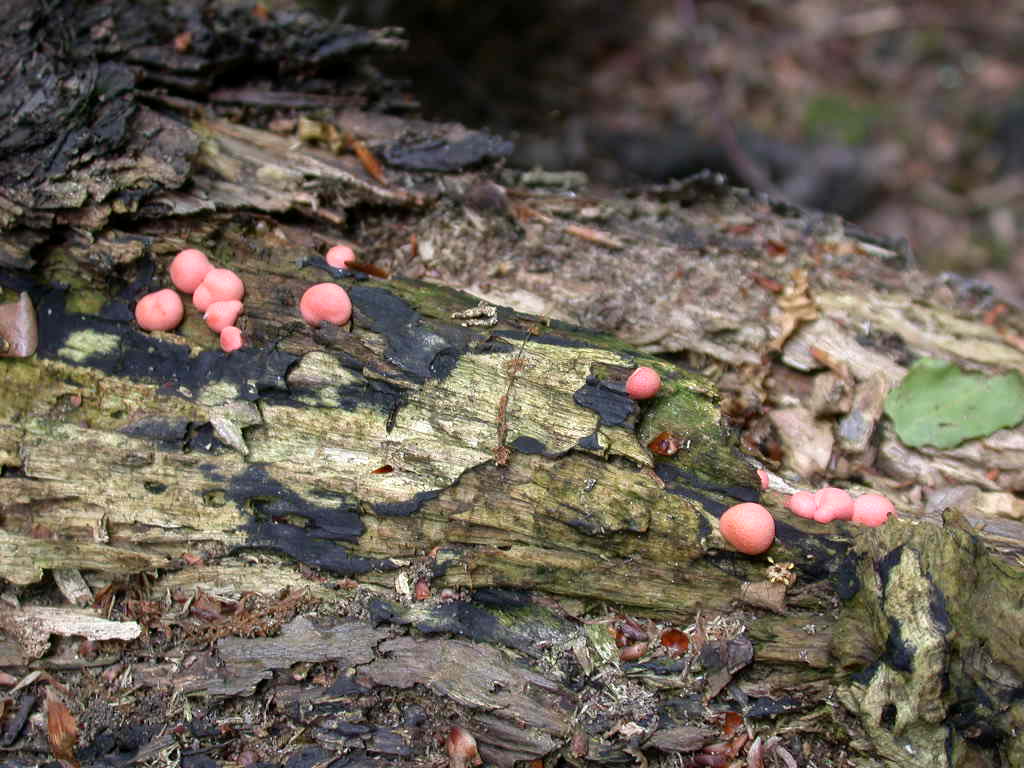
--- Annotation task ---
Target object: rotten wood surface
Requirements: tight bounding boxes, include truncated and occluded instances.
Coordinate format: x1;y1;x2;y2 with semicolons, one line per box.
1;1;1023;767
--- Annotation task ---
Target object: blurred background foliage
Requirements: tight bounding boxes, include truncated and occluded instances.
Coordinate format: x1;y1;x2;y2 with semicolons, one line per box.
308;0;1024;303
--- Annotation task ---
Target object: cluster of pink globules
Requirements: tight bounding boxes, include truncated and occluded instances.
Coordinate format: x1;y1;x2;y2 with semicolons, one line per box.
718;485;893;557
135;244;360;351
786;486;893;527
133;248;246;352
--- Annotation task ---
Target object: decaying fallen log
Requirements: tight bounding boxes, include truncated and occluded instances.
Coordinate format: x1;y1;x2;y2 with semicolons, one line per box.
1;2;1024;767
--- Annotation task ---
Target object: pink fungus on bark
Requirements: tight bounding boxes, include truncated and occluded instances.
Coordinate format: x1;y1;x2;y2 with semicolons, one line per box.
325;244;357;269
814;486;854;522
786;491;817;519
192;269;244;312
204;300;243;333
201;268;244;302
300;283;352;327
220;326;243;353
135;289;184;331
192;283;214;312
169;249;212;293
625;366;661;399
719;502;775;555
756;469;769;490
852;493;893;527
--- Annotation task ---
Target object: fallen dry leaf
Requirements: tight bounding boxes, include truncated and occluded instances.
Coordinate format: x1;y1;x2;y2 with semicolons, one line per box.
46;688;79;768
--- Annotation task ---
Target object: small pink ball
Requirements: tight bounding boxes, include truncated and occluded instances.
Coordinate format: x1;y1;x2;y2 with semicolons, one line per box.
204;300;243;333
169;249;212;294
135;289;184;331
300;283;352;327
626;366;661;399
200;268;245;302
192;283;215;312
786;491;817;519
325;244;357;269
852;493;894;527
812;505;837;523
220;326;243;353
814;486;854;522
719;502;775;555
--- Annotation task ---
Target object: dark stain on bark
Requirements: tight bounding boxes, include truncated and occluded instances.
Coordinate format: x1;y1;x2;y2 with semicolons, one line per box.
372;489;442;518
228;465;388;574
573;375;636;428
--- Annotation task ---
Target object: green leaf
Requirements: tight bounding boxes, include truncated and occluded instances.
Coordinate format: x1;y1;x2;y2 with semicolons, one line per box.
883;358;1024;450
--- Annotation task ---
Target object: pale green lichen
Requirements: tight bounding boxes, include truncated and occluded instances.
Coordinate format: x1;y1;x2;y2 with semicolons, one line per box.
59;329;120;363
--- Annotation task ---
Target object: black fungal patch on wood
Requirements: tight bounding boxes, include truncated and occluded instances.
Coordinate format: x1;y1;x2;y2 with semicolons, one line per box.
473;337;518;355
372;489;442;518
32;287;296;400
350;284;473;381
834;550;862;600
876;544;905;587
241;522;388;575
228;465;388;574
470;587;531;607
573;375;636;427
653;462;757;514
230;465;364;541
884;617;915;672
120;417;191;444
186;423;228;454
509;435;550;456
746;696;804;719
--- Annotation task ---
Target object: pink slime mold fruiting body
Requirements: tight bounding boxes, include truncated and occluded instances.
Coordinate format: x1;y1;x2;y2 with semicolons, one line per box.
719;502;775;555
300;283;352;327
204;300;243;333
169;249;212;293
325;244;357;269
220;326;243;353
135;289;184;331
852;493;893;527
625;366;661;399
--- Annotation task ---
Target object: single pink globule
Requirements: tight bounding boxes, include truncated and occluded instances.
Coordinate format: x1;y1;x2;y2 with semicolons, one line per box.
169;249;212;293
220;326;243;353
626;366;661;399
192;283;215;312
300;283;352;327
786;491;817;519
814;486;854;522
719;502;776;555
325;244;357;269
200;268;244;302
852;493;894;527
135;289;184;331
756;469;769;490
204;300;243;333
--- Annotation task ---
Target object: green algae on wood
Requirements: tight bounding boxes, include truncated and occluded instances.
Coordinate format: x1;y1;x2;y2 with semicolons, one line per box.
832;512;1024;768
